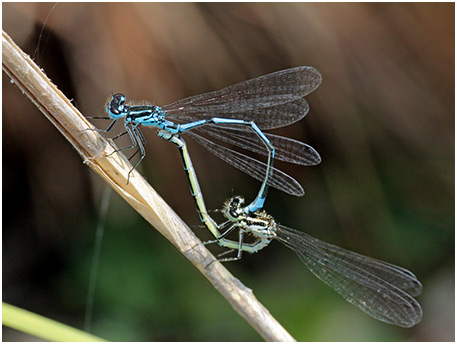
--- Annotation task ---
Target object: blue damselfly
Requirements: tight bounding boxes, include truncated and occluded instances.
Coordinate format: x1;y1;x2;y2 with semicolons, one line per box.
92;67;322;212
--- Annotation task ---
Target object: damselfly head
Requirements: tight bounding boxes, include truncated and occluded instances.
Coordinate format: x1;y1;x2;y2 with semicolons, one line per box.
106;93;127;119
222;196;246;222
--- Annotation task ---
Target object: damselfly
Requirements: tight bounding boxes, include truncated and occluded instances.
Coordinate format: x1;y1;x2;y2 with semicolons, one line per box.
92;67;322;213
210;195;423;328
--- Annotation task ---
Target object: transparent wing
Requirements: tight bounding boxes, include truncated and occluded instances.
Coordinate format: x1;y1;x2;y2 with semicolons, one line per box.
186;132;304;196
166;98;310;131
163;67;322;130
275;225;423;328
316;244;423;298
197;126;321;166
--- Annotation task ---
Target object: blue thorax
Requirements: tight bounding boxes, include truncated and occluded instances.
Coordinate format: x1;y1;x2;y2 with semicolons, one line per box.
107;93;179;133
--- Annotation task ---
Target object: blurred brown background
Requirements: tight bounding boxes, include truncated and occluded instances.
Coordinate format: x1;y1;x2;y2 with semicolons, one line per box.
2;3;454;341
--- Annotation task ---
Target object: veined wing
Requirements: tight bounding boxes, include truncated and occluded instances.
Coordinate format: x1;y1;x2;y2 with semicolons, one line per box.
310;236;423;297
163;67;321;129
197;126;321;166
166;98;310;131
186;131;304;196
276;225;423;328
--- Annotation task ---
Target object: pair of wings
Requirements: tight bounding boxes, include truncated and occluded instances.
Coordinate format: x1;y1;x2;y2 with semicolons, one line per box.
276;225;423;328
161;66;323;196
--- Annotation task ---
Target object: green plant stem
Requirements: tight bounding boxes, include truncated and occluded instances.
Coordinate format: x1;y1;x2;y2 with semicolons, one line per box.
2;302;106;342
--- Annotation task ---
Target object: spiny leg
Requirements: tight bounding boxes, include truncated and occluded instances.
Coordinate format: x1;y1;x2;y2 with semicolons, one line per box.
83;118;118;134
204;223;237;246
108;126;146;162
106;124;139;158
124;125;147;162
204;224;246;262
218;230;245;262
111;130;128;141
126;125;146;183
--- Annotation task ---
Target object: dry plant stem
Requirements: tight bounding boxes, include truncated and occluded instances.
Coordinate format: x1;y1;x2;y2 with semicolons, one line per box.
2;30;295;342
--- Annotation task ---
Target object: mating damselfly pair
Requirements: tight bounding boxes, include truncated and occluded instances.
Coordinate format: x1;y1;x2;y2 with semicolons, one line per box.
92;66;422;328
